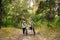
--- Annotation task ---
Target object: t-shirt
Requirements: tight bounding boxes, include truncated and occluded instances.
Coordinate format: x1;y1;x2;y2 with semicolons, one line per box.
22;23;27;28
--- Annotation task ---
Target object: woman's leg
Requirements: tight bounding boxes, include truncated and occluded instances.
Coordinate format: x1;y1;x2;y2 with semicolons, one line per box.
23;28;25;34
25;28;28;35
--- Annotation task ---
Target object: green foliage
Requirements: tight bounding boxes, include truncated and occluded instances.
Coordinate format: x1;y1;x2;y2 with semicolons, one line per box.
46;0;55;7
36;1;47;14
55;18;60;27
58;3;60;16
1;0;60;29
2;0;30;28
36;0;56;22
45;11;55;22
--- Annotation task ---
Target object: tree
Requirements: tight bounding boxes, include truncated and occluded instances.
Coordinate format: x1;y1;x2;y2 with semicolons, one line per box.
34;0;57;27
58;3;60;16
1;0;30;28
0;0;3;29
36;0;56;21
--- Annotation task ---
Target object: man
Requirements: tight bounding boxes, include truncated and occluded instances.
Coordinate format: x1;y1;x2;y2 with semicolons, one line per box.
22;21;28;35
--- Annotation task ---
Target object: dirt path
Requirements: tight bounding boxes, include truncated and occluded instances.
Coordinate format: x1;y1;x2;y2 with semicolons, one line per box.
0;28;60;40
15;30;46;40
1;29;60;40
17;34;46;40
0;29;46;40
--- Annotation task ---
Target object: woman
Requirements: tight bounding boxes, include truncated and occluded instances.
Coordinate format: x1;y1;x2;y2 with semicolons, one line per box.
22;21;28;35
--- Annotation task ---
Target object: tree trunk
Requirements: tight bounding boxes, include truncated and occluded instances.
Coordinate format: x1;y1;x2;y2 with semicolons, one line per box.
0;0;2;29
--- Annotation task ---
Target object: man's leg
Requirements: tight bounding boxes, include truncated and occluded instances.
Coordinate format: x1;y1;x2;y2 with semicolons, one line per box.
33;28;35;35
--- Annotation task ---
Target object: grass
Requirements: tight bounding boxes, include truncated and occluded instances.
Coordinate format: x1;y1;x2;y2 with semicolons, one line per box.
36;24;60;40
0;27;20;40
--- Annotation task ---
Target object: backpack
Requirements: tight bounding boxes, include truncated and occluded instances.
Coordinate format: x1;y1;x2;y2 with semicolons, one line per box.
29;26;33;30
